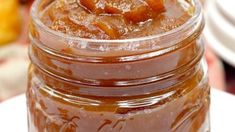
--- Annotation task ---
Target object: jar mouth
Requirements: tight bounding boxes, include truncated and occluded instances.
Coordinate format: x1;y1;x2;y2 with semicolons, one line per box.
30;0;202;44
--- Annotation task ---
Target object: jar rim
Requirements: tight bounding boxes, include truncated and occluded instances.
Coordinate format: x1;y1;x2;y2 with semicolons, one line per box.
30;0;202;44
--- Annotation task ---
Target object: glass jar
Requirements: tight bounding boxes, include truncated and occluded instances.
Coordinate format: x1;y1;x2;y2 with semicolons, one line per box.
27;0;210;131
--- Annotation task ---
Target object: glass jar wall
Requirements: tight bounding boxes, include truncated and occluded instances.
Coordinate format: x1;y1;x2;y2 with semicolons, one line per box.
27;0;210;131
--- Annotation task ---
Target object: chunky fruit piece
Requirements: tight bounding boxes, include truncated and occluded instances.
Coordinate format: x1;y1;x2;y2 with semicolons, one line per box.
104;0;133;13
93;19;120;39
47;1;67;22
79;0;97;12
146;0;165;12
78;0;105;14
68;8;95;28
124;5;151;23
104;4;122;14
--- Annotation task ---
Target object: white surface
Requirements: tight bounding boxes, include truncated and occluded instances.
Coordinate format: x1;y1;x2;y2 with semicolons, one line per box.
210;90;235;132
0;94;27;132
0;44;29;99
0;89;235;131
204;0;235;67
216;0;235;23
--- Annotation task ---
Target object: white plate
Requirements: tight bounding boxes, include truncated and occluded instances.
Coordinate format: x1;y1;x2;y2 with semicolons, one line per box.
0;89;235;132
204;26;235;67
204;0;235;67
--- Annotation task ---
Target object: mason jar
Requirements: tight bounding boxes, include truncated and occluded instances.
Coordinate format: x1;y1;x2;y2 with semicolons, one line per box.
27;0;210;131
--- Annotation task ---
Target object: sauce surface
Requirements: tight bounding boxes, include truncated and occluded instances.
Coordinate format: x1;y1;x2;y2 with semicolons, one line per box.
41;0;192;39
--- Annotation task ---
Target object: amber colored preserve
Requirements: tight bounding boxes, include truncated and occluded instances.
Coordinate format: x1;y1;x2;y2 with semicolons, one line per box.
27;0;210;131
